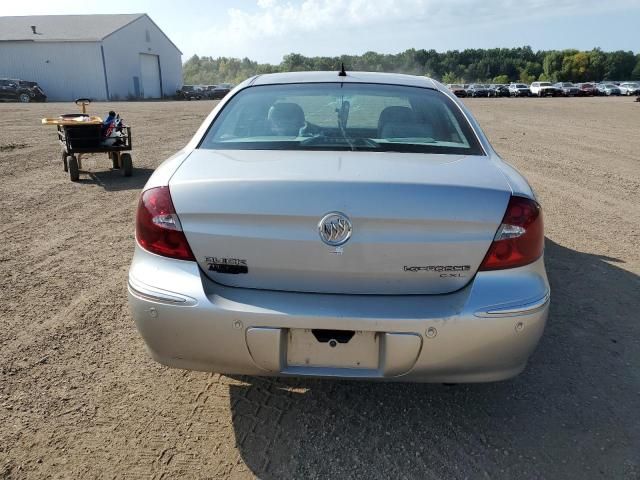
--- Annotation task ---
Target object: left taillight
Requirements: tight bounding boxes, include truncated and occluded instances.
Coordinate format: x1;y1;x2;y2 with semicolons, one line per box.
135;186;195;261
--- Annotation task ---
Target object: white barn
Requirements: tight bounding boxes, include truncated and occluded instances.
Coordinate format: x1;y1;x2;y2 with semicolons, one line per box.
0;14;182;101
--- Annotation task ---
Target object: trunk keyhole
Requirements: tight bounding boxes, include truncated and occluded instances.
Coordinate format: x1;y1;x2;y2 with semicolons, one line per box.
329;339;337;348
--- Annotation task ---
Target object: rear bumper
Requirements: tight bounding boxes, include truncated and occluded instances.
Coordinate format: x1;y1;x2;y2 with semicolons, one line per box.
128;246;550;383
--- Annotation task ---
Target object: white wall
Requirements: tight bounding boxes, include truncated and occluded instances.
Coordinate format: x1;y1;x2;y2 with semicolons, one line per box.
101;15;182;99
0;41;107;101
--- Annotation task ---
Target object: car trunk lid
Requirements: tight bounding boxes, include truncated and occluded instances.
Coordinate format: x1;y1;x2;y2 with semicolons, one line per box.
169;150;512;294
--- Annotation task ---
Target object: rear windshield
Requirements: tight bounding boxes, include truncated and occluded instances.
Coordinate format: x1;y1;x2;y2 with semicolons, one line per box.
200;83;484;155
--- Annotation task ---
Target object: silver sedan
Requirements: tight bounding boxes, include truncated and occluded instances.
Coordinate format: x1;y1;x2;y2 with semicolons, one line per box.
128;71;549;383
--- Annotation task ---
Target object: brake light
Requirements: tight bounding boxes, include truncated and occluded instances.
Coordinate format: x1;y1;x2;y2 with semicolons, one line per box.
479;196;543;271
136;186;195;261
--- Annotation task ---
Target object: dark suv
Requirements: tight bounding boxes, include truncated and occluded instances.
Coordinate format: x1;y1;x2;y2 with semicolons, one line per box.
0;78;47;102
175;85;203;100
207;84;232;100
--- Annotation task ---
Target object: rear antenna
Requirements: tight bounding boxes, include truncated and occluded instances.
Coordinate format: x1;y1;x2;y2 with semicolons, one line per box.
338;63;347;77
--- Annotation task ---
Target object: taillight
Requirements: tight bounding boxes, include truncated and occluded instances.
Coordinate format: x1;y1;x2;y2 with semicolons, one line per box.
479;196;543;271
135;186;195;261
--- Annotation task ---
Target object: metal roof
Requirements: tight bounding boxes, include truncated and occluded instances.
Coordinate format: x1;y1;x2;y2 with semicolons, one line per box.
0;13;144;42
250;71;439;89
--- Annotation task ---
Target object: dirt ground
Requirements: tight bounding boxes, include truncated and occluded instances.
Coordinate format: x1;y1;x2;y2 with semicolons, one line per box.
1;96;639;479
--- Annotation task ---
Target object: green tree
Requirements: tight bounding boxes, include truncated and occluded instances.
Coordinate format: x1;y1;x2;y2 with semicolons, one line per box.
542;51;564;82
561;52;590;83
441;71;461;84
604;51;637;79
631;56;640;80
181;47;639;88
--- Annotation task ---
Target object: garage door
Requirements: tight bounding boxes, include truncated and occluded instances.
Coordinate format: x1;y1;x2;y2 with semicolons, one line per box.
139;53;162;98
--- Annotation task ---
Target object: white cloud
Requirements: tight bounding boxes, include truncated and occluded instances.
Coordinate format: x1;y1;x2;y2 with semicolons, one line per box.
186;0;640;61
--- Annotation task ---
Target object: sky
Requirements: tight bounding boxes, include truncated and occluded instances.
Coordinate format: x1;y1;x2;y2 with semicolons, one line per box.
2;0;639;63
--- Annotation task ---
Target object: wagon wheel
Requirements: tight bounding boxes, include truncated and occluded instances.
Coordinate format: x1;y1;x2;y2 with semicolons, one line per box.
120;153;132;177
62;150;68;172
110;152;120;169
67;155;79;182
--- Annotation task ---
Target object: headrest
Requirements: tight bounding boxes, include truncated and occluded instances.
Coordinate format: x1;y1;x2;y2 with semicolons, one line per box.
267;103;305;126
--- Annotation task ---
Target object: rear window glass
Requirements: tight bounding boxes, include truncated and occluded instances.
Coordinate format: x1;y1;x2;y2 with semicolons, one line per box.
200;83;484;155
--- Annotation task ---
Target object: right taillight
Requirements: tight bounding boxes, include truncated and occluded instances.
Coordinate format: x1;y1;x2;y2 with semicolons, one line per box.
136;186;195;261
479;196;543;271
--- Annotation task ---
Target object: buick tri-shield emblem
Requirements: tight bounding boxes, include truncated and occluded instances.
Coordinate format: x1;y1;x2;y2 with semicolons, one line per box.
318;212;352;246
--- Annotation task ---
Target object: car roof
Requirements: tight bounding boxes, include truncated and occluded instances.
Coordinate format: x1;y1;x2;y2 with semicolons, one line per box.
249;71;438;89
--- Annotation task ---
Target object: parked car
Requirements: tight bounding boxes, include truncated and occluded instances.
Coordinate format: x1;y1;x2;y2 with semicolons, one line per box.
508;83;531;97
176;85;203;100
597;83;621;96
466;83;490;97
129;71;549;383
446;84;467;97
0;78;46;102
577;83;597;96
488;84;510;97
530;82;558;97
618;82;640;96
208;86;231;100
554;82;580;96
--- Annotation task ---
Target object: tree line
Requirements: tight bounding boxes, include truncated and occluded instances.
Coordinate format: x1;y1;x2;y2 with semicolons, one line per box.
183;47;640;86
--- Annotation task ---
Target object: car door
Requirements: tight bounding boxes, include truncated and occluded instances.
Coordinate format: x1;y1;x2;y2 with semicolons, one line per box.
5;81;20;100
0;80;11;100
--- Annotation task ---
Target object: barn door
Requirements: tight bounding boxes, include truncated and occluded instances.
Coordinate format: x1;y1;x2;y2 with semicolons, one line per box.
139;53;162;98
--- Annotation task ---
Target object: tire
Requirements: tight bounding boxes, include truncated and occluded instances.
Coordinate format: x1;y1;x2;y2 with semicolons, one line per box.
67;155;79;182
120;153;132;177
62;151;68;172
18;93;31;103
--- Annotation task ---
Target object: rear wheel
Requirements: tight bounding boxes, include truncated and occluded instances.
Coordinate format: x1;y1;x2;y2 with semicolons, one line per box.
62;151;68;172
120;153;132;177
67;155;79;182
18;93;30;103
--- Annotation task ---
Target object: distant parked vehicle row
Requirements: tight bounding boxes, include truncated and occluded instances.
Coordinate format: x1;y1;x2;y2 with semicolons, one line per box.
447;80;640;98
554;82;579;96
0;78;47;102
577;83;597;96
508;83;531;97
597;83;621;96
446;84;467;97
529;82;558;97
489;84;511;97
175;85;204;100
175;83;234;101
466;83;490;97
619;82;640;95
207;83;232;99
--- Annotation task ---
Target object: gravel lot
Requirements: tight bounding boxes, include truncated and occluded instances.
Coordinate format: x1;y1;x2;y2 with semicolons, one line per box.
1;97;639;479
